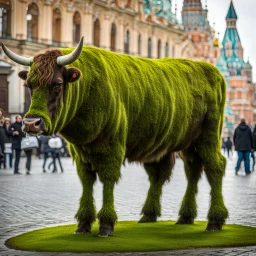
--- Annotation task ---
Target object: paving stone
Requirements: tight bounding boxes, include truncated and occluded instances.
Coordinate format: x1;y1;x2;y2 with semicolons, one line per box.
0;154;256;255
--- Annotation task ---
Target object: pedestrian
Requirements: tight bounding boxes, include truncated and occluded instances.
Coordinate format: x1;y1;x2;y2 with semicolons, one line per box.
252;124;256;171
7;115;25;174
40;135;53;173
0;108;4;127
25;149;33;175
0;117;13;169
221;137;226;154
48;135;64;173
225;137;233;158
233;118;253;175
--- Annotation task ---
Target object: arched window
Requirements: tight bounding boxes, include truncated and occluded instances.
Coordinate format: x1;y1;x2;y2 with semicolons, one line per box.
148;38;152;58
0;0;11;38
73;11;81;44
93;18;100;47
157;39;161;58
110;23;116;51
27;3;39;41
165;42;169;57
124;30;130;54
138;34;141;55
53;8;61;46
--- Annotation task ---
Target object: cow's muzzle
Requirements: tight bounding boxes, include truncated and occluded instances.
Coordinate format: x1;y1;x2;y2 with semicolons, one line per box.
22;118;45;135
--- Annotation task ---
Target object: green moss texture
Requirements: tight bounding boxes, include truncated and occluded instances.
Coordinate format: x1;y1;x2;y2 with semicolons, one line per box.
6;221;256;253
24;47;227;234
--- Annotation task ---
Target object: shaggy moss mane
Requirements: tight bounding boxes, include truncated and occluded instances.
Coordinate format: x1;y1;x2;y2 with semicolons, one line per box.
29;50;63;87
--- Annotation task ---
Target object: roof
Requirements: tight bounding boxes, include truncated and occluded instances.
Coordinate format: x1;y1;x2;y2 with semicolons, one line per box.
244;59;252;70
226;1;238;19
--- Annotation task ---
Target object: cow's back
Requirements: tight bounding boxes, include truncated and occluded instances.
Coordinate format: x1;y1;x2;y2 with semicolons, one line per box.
61;47;225;163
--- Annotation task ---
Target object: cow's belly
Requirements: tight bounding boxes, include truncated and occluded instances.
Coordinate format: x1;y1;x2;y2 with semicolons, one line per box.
125;113;205;163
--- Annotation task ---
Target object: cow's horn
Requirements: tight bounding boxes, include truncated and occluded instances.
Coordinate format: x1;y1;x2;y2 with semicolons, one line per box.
57;37;84;66
1;43;33;66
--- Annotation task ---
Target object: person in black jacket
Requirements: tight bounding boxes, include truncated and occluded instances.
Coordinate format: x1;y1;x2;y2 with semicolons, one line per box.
7;115;25;174
252;124;256;171
233;118;253;175
225;137;233;158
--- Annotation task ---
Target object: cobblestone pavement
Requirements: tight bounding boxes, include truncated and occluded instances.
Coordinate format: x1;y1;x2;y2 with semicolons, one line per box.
0;153;256;256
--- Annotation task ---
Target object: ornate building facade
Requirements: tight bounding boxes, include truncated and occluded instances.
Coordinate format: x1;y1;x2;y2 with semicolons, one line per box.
216;0;255;135
0;0;196;116
0;0;255;134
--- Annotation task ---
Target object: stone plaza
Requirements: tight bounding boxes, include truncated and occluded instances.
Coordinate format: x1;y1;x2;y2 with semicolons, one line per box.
0;153;256;256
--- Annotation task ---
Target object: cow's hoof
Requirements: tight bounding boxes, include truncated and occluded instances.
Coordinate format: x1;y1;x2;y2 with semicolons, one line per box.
74;224;91;234
176;217;194;224
206;223;222;231
98;223;113;237
138;214;157;223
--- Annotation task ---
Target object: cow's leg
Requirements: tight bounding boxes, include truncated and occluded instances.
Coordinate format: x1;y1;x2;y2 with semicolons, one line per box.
75;162;97;234
139;152;175;223
176;147;203;224
195;124;228;231
200;150;228;231
96;162;121;237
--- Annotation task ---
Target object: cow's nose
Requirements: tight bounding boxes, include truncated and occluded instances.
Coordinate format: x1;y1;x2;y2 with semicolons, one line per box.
22;118;44;134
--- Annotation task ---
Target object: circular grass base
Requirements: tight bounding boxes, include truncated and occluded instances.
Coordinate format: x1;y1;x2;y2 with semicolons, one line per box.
5;221;256;253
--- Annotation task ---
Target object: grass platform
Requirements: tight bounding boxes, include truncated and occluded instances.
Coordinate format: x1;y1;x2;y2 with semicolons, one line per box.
5;221;256;253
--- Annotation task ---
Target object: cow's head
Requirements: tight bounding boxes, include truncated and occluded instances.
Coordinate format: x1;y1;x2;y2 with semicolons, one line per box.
2;37;84;135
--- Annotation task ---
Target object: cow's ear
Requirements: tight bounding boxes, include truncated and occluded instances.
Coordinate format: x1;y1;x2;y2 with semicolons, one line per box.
18;71;28;80
65;68;81;83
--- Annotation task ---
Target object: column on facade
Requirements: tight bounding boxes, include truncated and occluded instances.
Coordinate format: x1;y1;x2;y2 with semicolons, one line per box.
130;22;137;56
7;65;26;114
13;0;27;40
62;8;73;46
141;29;148;57
101;11;111;50
41;2;53;44
82;3;93;46
116;17;124;53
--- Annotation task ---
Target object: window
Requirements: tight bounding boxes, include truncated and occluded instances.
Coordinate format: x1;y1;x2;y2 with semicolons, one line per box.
53;8;61;46
73;12;81;44
27;3;39;41
157;39;161;58
110;23;116;51
165;42;169;57
124;30;130;54
93;18;100;47
148;38;152;58
138;34;141;55
0;0;10;38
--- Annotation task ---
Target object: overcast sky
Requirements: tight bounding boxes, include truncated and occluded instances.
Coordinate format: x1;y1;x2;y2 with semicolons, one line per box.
175;0;256;81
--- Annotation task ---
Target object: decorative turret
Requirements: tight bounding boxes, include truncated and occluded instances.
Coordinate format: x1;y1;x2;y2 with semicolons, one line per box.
181;0;210;32
222;0;244;75
244;58;253;83
143;0;178;24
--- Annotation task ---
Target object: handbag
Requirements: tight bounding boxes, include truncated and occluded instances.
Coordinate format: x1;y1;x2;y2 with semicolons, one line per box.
21;135;39;151
4;143;12;154
48;137;63;149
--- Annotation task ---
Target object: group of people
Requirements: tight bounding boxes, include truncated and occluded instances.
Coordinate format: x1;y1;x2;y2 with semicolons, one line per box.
0;108;65;175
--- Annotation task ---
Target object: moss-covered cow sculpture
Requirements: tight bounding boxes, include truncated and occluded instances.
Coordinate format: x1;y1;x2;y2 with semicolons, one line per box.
2;37;228;237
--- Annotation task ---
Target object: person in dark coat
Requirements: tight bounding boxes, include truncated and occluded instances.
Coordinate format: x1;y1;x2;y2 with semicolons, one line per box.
7;115;25;174
252;124;256;171
225;137;233;158
233;118;253;175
